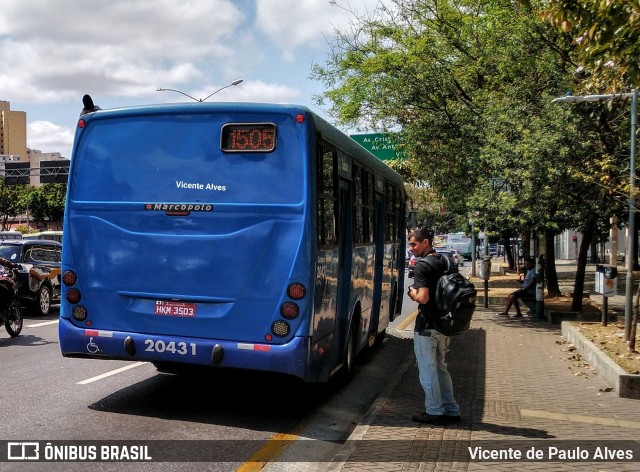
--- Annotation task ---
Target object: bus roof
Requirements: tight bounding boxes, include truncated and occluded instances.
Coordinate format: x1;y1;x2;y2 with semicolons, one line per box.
77;102;405;189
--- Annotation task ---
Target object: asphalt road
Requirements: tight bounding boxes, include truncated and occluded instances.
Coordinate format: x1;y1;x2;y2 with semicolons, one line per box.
0;275;420;472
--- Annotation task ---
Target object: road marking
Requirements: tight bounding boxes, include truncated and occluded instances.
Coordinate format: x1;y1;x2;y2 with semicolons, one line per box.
236;432;299;471
396;309;418;331
26;320;59;328
77;362;146;385
520;409;640;430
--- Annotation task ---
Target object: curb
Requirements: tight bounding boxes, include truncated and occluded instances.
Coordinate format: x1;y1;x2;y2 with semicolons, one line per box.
561;321;640;399
325;342;415;471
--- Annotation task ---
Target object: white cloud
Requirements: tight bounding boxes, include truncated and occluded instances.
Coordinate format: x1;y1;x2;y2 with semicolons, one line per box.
27;121;75;158
255;0;385;61
0;0;245;103
0;0;390;158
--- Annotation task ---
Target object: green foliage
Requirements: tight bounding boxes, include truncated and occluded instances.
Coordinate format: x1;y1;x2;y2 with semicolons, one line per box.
315;0;630;245
13;225;31;234
544;0;640;89
0;182;28;230
27;184;66;228
0;183;66;230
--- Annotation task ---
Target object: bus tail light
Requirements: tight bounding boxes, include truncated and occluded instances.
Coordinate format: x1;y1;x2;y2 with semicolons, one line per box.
63;270;87;321
280;302;299;320
62;270;77;286
287;283;306;300
271;321;290;338
66;288;81;304
73;305;88;321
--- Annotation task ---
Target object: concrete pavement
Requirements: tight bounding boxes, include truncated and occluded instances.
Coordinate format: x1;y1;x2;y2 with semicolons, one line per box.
328;260;640;471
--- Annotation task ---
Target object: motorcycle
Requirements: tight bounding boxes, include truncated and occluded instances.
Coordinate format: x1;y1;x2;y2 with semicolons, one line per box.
0;258;23;337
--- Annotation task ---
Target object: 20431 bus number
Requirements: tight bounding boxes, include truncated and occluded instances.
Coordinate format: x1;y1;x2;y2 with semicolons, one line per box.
144;339;196;356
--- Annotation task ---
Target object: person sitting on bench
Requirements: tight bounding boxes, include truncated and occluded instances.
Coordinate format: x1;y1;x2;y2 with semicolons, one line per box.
498;257;536;317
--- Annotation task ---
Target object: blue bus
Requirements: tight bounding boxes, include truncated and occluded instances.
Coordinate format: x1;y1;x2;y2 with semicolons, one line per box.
59;102;406;382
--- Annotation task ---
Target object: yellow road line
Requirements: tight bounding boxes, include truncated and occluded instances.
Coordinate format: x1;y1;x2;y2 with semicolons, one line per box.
235;432;299;471
396;309;417;331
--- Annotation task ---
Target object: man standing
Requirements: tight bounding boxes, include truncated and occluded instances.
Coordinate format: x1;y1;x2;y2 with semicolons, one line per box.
407;227;461;425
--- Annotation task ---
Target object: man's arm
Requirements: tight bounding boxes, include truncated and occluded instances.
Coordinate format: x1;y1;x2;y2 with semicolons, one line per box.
523;270;537;290
408;286;429;304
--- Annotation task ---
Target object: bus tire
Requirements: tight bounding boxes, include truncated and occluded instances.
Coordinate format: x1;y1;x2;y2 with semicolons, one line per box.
336;315;359;383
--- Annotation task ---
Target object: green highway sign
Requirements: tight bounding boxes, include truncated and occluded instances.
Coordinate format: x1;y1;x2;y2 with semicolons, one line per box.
350;133;407;161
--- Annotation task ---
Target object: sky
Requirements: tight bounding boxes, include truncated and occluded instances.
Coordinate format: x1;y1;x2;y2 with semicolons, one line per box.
0;0;387;159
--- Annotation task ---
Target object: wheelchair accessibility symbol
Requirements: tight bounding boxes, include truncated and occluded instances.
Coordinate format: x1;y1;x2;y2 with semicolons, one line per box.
87;337;101;354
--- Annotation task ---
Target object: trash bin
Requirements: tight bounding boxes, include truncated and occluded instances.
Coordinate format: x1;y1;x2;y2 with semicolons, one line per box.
595;264;618;326
595;265;618;297
479;257;492;281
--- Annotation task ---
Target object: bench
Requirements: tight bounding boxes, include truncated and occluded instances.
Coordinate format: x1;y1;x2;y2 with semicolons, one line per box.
521;297;537;314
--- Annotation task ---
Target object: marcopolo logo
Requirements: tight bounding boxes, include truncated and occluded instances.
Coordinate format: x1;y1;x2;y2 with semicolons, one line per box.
144;203;213;212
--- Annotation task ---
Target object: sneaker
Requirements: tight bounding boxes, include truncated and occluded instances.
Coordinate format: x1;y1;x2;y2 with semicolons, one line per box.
514;313;523;318
443;414;462;423
496;312;509;316
412;412;445;425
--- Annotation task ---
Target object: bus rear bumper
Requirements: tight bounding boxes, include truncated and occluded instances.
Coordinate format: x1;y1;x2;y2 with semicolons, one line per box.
59;318;310;380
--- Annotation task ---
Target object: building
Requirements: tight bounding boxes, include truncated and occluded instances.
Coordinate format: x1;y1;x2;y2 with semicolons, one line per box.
27;149;66;187
0;101;27;161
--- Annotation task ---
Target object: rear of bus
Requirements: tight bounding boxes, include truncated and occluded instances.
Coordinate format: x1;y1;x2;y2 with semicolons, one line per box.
59;103;318;380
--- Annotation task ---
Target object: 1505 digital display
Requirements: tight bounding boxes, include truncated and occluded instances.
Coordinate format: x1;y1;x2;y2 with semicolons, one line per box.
221;123;276;152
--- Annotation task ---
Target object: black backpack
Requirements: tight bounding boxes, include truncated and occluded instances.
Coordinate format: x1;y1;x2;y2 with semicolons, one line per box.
421;254;477;335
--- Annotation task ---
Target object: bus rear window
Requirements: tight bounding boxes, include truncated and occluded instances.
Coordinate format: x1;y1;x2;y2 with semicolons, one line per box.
71;114;302;204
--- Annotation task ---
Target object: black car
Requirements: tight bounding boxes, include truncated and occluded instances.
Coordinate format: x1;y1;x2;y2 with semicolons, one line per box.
0;239;61;315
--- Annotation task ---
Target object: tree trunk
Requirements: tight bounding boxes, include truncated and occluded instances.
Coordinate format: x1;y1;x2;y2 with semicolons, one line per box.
521;232;530;259
503;230;515;270
545;229;562;298
589;240;598;263
572;218;596;311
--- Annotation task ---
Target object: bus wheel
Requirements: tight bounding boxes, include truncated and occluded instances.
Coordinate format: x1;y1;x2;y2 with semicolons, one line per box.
338;316;358;382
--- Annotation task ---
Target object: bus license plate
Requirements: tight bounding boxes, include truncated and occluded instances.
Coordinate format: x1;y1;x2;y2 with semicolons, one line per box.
154;301;196;317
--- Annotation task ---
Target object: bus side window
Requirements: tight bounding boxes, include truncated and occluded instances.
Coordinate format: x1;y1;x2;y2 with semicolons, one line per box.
364;170;375;243
353;166;363;244
317;145;337;247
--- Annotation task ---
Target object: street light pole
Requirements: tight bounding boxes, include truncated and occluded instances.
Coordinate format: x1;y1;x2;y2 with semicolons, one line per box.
552;91;638;341
626;90;637;341
157;79;243;102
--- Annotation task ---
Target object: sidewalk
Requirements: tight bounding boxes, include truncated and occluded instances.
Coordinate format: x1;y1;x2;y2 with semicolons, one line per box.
330;275;640;470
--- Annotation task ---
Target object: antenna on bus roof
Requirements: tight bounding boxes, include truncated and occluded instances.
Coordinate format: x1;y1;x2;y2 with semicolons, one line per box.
157;79;243;102
81;95;100;115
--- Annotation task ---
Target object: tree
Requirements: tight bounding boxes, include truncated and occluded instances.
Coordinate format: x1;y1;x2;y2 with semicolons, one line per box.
544;0;640;89
315;0;631;308
0;182;28;230
27;184;66;229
